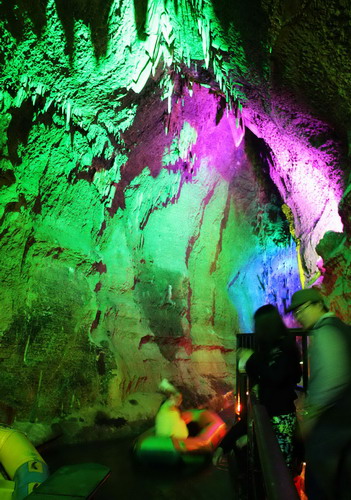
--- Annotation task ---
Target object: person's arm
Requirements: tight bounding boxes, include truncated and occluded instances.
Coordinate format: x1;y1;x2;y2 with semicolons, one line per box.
246;344;299;387
237;348;254;373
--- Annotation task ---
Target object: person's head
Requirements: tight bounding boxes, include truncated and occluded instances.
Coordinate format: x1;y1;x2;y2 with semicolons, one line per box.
158;378;183;407
287;288;328;330
169;392;183;407
253;304;288;347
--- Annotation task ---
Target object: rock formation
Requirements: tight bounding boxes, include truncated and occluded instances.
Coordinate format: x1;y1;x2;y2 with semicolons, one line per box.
0;0;350;436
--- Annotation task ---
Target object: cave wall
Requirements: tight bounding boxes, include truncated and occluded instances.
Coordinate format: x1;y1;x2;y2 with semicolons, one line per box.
0;70;298;426
1;0;351;432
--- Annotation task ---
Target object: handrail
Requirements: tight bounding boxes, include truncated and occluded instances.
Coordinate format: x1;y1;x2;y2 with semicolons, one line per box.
248;392;299;500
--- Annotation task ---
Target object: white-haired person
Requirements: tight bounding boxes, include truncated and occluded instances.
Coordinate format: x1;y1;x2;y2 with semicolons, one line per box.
155;378;189;439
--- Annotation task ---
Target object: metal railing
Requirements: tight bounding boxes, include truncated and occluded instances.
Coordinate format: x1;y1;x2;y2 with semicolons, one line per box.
248;392;299;500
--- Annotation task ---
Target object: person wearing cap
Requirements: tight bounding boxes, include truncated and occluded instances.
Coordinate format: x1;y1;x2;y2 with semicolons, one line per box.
287;288;351;500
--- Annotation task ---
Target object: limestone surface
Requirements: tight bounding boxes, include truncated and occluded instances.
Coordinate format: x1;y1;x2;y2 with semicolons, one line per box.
0;0;350;434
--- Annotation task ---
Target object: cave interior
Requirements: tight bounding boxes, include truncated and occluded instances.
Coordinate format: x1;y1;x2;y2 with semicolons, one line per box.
0;0;351;454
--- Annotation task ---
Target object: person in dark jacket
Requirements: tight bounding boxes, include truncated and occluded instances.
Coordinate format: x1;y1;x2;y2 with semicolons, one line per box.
287;288;351;500
214;305;301;468
239;304;302;468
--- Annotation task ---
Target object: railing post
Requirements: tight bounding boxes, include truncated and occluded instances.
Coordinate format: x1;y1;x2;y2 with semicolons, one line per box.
248;393;299;500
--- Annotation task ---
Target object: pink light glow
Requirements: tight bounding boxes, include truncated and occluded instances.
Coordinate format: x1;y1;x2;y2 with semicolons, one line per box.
166;84;246;183
243;105;344;274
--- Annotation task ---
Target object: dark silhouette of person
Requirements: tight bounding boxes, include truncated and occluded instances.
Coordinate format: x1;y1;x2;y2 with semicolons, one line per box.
237;304;301;468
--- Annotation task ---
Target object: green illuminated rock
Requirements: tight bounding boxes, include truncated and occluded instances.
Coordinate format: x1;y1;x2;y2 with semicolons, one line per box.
0;0;350;436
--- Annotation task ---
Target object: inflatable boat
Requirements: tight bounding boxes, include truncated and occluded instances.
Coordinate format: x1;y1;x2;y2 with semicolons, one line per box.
134;409;227;465
0;425;49;500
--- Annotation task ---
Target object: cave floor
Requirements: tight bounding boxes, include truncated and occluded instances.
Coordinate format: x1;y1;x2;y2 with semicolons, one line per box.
41;435;247;500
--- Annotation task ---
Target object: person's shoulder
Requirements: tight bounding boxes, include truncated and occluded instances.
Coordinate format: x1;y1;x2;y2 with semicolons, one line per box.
313;316;351;351
315;314;350;333
158;399;174;411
